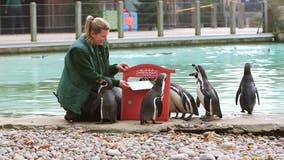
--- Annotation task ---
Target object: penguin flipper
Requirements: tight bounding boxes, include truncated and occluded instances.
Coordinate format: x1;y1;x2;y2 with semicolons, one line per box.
114;95;121;120
202;88;213;101
212;99;222;118
256;88;260;105
155;97;163;117
235;86;241;105
196;96;200;107
182;91;198;115
203;97;211;116
189;97;199;115
211;89;222;118
181;92;189;111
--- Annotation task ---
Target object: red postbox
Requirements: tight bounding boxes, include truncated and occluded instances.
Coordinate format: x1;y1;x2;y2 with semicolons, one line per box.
121;64;175;121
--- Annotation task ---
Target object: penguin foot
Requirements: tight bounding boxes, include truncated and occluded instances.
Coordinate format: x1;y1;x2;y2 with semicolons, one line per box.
96;121;115;124
200;115;213;122
200;115;207;119
66;120;74;123
140;120;148;125
152;120;162;124
201;118;212;122
240;110;245;113
96;119;116;124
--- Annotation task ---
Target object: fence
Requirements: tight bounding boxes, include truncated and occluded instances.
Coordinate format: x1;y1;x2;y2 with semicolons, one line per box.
0;0;268;43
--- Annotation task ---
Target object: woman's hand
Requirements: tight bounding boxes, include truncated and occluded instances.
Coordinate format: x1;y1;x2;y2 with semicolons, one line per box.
119;80;129;89
116;63;129;72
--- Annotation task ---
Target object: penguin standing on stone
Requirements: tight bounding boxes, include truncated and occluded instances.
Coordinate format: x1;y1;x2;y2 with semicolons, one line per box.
97;77;119;123
235;63;260;114
140;73;166;125
169;83;199;120
189;64;222;121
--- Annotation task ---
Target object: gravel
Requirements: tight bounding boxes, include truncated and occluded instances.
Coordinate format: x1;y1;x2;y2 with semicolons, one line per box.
0;127;284;160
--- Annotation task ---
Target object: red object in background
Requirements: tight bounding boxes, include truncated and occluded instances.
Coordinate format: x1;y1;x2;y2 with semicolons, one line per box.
123;9;134;31
125;14;134;31
121;64;175;121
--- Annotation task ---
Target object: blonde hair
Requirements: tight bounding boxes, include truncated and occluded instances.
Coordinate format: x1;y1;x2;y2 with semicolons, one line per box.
85;15;110;42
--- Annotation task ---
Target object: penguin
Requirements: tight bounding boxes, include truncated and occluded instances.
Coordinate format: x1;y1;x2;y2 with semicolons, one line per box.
235;63;260;114
189;64;222;121
169;83;199;121
112;86;122;120
97;77;119;123
140;73;166;125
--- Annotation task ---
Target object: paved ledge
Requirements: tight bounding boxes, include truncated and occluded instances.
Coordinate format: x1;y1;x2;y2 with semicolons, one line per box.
1;114;283;136
0;33;275;54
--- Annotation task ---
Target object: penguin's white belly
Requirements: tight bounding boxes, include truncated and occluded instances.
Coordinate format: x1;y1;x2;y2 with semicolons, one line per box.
197;83;205;106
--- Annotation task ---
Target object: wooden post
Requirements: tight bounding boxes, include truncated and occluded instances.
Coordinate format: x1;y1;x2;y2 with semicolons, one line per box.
263;0;268;33
75;1;82;39
117;1;124;38
30;2;37;42
230;0;236;34
195;0;201;35
211;3;217;28
157;0;164;37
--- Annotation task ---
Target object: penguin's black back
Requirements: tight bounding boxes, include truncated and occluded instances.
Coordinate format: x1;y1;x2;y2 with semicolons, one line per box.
239;75;257;114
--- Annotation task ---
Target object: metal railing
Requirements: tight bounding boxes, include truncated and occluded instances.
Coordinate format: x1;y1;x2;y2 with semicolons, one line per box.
0;0;268;43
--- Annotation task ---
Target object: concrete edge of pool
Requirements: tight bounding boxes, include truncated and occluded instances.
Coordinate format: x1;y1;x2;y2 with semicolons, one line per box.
0;33;276;54
1;114;284;135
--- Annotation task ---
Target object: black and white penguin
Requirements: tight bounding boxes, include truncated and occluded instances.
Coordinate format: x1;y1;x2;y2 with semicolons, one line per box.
140;73;166;125
189;64;222;121
97;78;119;123
235;63;260;114
169;83;199;121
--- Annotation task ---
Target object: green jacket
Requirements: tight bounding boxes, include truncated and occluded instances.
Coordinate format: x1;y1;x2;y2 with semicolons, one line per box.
57;34;119;115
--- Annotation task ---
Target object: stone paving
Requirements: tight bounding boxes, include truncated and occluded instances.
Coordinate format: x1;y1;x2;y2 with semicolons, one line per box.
0;114;284;135
0;27;261;45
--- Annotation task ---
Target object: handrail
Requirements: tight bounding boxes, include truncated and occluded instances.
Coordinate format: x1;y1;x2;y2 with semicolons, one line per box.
176;4;214;13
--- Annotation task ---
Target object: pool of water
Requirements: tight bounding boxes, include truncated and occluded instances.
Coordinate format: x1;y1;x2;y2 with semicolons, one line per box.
0;43;283;117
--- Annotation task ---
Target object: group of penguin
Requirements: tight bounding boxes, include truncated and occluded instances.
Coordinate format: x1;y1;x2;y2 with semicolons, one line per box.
140;63;260;125
94;62;260;125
